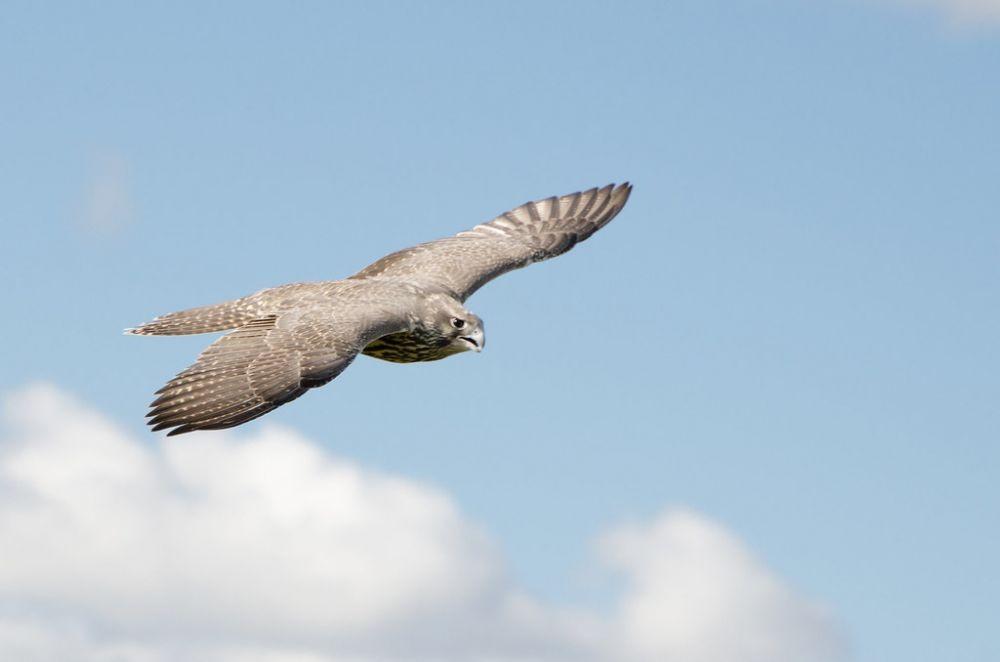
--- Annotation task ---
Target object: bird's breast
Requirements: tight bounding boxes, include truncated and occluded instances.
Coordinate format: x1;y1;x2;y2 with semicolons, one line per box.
361;329;459;364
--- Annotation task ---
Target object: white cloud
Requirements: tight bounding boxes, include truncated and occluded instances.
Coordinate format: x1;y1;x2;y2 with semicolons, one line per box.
0;384;846;662
600;512;843;662
887;0;1000;25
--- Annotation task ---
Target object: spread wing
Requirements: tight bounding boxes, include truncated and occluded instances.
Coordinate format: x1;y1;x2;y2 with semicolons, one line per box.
146;306;407;436
352;183;632;300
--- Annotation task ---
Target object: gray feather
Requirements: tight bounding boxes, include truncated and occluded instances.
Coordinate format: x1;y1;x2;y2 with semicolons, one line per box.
131;183;633;433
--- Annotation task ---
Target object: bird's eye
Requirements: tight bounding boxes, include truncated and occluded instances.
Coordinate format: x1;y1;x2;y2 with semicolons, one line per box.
451;318;466;329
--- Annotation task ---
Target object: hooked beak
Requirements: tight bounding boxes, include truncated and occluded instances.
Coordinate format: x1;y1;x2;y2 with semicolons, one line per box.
459;327;485;353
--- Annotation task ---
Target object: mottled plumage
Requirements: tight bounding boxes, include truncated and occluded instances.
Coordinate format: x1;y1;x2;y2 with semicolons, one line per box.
129;183;632;434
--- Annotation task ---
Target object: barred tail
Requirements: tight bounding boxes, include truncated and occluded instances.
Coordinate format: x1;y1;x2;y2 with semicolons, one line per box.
125;297;263;336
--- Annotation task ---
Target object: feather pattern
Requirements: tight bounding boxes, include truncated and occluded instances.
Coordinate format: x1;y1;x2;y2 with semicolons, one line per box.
352;183;631;300
130;183;633;433
141;282;420;435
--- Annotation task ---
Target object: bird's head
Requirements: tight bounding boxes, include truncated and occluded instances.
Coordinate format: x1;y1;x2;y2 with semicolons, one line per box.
419;294;485;355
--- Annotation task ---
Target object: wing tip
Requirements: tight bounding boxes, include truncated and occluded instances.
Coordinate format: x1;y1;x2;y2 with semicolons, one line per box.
616;181;633;204
148;416;201;436
579;181;631;198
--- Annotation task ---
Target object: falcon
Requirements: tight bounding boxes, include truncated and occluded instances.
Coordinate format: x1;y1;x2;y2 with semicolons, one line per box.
128;183;632;435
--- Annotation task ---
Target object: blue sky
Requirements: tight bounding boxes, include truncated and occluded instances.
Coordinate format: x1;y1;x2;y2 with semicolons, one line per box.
0;2;998;661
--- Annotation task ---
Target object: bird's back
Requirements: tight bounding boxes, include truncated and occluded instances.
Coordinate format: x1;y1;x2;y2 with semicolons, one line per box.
128;279;418;337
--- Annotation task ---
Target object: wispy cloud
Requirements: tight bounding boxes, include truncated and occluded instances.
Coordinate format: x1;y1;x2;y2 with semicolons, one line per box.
80;153;134;234
0;384;846;662
886;0;1000;25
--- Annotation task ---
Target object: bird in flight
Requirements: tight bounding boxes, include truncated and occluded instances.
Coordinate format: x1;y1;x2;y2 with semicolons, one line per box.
128;183;632;435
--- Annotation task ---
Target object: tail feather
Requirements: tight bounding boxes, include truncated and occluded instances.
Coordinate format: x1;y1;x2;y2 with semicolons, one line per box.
126;297;263;336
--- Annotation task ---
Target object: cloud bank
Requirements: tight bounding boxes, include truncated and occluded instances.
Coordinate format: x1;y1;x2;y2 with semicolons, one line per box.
0;384;845;661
